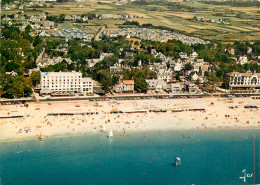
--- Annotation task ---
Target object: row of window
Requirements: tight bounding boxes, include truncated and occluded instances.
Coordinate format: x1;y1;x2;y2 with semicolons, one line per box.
230;82;260;85
42;81;92;84
43;76;81;79
43;84;91;87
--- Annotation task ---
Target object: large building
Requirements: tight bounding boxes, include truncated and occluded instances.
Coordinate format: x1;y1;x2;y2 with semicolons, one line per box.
226;71;260;89
40;71;93;94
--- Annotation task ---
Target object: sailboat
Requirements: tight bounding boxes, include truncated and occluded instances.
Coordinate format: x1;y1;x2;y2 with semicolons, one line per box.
108;130;113;138
38;132;43;141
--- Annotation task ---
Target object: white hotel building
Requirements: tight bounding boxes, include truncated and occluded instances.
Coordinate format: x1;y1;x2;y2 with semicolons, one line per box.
226;71;260;89
40;71;93;94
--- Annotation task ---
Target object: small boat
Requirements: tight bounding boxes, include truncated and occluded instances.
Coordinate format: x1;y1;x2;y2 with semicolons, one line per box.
175;157;181;166
108;130;113;138
101;126;107;133
38;132;43;141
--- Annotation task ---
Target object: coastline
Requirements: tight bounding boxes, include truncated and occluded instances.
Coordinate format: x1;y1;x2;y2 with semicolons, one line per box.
0;97;259;142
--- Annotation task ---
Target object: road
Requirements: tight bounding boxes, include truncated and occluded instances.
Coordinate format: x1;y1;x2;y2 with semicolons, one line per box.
94;26;105;41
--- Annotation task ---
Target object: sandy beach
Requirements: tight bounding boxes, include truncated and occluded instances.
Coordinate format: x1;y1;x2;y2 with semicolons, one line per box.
0;97;259;141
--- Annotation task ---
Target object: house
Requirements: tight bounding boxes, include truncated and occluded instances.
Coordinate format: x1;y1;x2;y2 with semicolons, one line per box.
145;79;166;92
228;48;235;55
238;56;248;65
193;59;204;72
86;58;101;68
179;52;187;59
40;13;47;20
157;68;173;82
185;82;200;93
190;52;198;58
174;62;183;72
7;20;12;26
110;65;121;73
48;21;55;27
189;72;198;81
5;71;18;76
170;83;182;93
100;53;113;60
37;31;49;37
114;76;134;93
199;65;209;75
247;47;252;54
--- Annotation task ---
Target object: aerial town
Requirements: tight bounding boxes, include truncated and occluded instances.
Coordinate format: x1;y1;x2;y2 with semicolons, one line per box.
1;2;259;101
0;0;260;184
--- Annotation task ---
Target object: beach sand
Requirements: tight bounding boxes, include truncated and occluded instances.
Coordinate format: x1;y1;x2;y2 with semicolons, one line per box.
0;97;259;141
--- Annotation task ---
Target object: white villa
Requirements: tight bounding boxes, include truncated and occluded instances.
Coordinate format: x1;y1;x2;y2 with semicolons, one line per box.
114;77;134;93
145;79;166;92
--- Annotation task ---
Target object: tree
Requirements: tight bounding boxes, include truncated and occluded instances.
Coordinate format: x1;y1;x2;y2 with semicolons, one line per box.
59;14;65;22
184;62;193;71
134;78;148;93
96;70;112;92
10;31;20;40
33;36;41;47
30;71;40;87
25;25;31;33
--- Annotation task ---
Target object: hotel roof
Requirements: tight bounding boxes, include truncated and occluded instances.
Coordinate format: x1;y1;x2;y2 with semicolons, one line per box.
226;71;260;77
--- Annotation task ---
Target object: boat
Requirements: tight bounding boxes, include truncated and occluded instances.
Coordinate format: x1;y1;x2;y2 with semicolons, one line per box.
38;132;43;141
101;126;107;133
175;157;181;166
108;130;113;138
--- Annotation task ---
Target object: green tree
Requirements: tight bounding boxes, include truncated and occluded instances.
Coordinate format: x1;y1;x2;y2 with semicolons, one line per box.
134;78;148;93
96;70;112;92
30;71;40;87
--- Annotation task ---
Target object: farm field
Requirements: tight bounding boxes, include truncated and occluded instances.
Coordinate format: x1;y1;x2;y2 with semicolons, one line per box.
2;0;259;42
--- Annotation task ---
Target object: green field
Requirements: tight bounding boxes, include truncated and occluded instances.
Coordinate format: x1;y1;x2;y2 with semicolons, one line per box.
2;0;260;41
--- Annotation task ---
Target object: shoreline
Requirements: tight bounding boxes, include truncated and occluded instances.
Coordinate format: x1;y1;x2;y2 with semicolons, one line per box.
0;127;259;143
0;97;259;143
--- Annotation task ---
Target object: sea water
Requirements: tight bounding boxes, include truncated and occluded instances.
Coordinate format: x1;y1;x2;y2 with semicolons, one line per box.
0;129;259;185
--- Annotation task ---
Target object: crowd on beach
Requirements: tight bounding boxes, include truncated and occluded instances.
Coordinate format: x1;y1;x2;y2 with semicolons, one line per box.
0;96;259;141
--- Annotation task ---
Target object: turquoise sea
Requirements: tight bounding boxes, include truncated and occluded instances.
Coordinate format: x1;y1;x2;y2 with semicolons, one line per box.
0;129;259;185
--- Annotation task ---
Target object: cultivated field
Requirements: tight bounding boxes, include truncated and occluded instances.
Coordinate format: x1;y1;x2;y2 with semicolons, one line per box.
2;0;260;41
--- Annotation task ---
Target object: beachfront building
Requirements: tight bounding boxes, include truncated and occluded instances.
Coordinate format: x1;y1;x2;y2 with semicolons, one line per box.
157;68;173;83
226;71;260;89
145;79;166;92
114;76;134;93
40;71;93;94
170;83;182;93
185;82;201;93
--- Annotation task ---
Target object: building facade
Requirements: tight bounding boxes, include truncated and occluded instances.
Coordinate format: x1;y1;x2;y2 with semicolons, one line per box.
114;76;134;93
146;79;166;92
226;71;260;89
170;83;182;93
40;71;93;94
